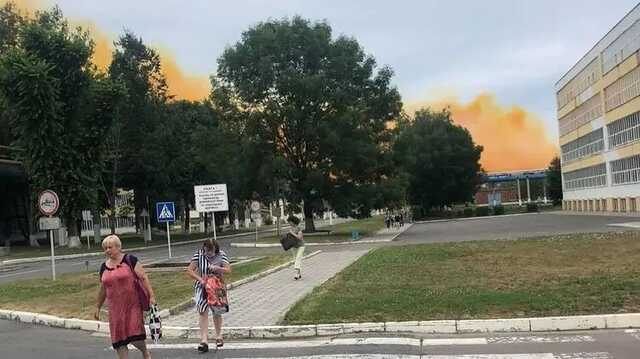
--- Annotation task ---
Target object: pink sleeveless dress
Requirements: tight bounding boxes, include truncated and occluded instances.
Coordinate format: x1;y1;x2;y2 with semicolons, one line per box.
100;257;146;349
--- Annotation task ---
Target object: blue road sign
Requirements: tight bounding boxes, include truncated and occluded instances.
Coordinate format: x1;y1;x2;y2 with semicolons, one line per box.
156;202;175;223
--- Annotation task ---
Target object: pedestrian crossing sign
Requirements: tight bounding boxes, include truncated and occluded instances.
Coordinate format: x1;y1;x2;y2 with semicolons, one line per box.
156;202;175;223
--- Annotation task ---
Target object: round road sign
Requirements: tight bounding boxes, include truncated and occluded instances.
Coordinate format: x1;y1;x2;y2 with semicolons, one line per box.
38;190;60;216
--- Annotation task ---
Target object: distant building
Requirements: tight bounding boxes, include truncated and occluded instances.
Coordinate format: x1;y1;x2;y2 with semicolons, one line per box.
556;4;640;212
475;169;547;206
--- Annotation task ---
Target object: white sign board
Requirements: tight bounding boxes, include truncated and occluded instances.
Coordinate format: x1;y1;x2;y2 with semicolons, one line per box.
39;216;61;230
194;184;229;212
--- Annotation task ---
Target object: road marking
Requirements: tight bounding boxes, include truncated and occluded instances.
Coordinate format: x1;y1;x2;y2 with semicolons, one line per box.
487;335;595;344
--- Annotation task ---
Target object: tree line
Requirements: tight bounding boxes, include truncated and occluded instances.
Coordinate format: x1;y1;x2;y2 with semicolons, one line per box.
0;4;487;242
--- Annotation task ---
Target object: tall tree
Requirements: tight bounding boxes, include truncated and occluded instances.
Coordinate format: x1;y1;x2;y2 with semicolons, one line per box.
107;31;168;229
546;156;563;205
0;7;122;244
394;108;483;215
213;17;402;230
0;2;24;147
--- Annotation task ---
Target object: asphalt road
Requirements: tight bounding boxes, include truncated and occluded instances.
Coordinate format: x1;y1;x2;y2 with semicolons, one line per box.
2;319;639;358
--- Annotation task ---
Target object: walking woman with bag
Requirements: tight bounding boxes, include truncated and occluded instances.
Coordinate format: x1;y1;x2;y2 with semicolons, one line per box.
186;238;231;353
95;235;156;359
287;216;305;280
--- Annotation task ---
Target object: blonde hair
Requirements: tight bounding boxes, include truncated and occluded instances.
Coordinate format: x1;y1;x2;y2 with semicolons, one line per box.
102;234;122;249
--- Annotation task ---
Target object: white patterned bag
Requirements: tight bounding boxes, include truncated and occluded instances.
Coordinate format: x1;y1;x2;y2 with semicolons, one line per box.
148;304;162;343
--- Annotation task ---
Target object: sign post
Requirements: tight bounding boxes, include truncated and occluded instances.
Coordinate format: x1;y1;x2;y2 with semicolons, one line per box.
194;184;229;242
156;202;175;258
38;190;60;281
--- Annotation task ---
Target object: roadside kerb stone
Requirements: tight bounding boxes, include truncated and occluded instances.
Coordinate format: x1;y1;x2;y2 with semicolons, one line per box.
342;322;385;334
4;311;640;338
162;250;323;318
603;313;640;328
456;318;530;333
250;325;317;338
316;323;344;336
529;314;606;331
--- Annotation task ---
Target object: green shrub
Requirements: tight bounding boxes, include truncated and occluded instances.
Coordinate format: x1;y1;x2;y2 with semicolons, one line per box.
463;208;474;217
526;203;539;212
493;205;505;215
475;206;490;216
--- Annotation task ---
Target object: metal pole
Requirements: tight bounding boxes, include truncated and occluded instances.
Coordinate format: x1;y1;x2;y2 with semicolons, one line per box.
166;221;172;258
517;179;522;205
49;228;56;281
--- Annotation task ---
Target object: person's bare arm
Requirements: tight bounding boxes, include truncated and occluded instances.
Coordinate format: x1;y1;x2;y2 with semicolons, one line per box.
94;284;106;320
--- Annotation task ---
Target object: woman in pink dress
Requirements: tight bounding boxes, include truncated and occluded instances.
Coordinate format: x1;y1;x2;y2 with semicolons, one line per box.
95;235;156;358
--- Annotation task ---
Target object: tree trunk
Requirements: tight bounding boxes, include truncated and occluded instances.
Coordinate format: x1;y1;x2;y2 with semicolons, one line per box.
303;200;316;232
183;198;190;233
203;212;209;233
92;207;102;244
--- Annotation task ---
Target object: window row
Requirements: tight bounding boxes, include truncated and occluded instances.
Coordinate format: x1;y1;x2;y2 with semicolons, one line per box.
561;128;604;163
604;64;640;111
611;154;640;185
602;18;640;74
563;163;607;191
557;58;600;110
558;93;603;136
607;110;640;149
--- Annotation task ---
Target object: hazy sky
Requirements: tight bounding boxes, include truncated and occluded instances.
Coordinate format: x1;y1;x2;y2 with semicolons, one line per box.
15;0;640;146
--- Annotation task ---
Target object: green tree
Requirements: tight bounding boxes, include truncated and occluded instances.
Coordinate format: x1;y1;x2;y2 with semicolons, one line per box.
213;17;402;230
0;2;24;146
546;156;563;205
394;108;483;215
107;31;168;229
0;7;122;244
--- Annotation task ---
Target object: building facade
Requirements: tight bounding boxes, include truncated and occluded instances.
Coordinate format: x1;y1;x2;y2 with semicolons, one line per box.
557;4;640;213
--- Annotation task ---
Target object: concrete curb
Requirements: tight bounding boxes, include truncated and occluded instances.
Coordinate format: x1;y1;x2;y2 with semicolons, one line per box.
415;213;536;224
161;250;324;317
2;310;640;339
0;228;286;266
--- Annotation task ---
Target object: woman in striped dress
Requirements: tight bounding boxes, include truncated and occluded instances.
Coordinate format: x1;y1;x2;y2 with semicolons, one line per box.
186;239;231;352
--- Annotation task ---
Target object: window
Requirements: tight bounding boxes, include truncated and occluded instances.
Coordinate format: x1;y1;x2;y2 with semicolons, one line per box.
563;163;607;190
602;19;640;74
558;94;603;136
607;111;640;149
604;65;640;111
560;128;604;163
610;154;640;185
556;58;600;110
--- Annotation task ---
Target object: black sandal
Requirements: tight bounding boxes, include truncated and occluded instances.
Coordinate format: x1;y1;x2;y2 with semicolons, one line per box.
197;342;208;353
216;338;224;347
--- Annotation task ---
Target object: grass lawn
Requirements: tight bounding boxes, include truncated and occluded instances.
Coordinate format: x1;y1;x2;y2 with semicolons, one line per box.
0;254;291;320
282;231;640;325
257;216;385;244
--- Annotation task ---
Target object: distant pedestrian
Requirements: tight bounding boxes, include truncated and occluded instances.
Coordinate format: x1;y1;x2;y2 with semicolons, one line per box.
385;214;391;229
287;216;305;280
95;235;155;359
186;239;231;352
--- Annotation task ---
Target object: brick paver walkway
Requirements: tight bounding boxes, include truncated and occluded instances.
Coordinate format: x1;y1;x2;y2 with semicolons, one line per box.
165;224;410;328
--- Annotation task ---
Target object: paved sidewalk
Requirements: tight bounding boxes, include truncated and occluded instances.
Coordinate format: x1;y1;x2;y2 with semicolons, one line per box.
165;224;410;327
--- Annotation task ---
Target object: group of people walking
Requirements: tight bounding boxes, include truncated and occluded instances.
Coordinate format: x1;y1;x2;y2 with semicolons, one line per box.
95;216;305;358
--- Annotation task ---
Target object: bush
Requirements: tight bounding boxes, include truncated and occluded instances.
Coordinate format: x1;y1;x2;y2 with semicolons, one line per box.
264;216;273;226
493;205;505;215
463;208;474;217
526;203;539;212
475;206;490;216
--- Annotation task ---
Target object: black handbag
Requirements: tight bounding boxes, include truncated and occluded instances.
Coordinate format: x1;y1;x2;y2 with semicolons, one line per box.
280;232;298;251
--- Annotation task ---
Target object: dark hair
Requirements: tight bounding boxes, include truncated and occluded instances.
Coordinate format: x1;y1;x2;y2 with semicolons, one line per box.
203;238;220;254
287;216;300;225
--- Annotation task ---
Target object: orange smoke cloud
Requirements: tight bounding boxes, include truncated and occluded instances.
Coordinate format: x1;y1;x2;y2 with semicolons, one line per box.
406;93;558;172
2;0;209;101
